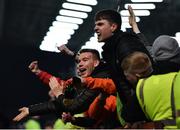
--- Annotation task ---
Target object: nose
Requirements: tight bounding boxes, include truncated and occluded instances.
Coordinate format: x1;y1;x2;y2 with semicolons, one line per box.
77;61;83;68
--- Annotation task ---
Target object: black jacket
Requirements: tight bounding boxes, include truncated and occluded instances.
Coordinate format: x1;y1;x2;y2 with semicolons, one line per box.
102;30;151;123
153;60;180;74
29;88;100;116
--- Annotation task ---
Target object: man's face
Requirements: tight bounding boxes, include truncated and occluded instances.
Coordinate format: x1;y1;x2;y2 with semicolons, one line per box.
77;52;99;78
94;19;115;42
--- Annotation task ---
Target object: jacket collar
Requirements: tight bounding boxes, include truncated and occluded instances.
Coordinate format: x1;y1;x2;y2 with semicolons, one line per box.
102;30;124;52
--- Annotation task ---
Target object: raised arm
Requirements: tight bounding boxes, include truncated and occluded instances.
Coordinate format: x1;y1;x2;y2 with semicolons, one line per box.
29;60;63;85
128;5;140;34
57;44;79;62
57;44;75;57
128;5;151;48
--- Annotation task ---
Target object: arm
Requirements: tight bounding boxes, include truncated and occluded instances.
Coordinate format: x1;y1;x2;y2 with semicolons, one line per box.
57;44;79;62
37;71;55;85
86;94;116;120
128;5;151;48
55;88;100;114
37;71;63;86
65;76;116;94
13;107;29;122
86;93;106;119
82;77;116;94
117;35;152;63
28;60;63;85
13;95;65;122
28;61;41;75
13;88;99;122
128;5;140;34
57;44;75;57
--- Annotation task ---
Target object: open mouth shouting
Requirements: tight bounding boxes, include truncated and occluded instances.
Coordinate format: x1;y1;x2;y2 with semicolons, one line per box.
77;68;87;77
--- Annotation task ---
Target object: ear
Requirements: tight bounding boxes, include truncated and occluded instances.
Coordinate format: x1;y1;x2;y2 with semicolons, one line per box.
94;60;100;67
111;23;118;32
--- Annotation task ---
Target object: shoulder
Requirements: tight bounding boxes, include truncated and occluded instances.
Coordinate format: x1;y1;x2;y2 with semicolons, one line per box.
91;62;111;78
120;32;141;43
117;31;138;39
115;32;142;50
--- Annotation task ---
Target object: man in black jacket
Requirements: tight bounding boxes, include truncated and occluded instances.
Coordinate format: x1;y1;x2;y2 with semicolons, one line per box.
94;9;152;125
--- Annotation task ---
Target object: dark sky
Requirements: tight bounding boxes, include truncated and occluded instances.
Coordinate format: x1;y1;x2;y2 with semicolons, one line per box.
0;0;113;121
0;40;75;119
0;0;76;120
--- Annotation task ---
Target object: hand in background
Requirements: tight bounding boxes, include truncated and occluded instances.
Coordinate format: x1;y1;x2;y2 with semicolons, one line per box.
13;107;29;122
57;44;75;56
128;5;140;34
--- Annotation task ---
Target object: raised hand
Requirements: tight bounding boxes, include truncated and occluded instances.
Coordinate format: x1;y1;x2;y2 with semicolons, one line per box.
128;5;140;33
57;44;74;56
28;61;41;75
13;107;29;122
49;77;66;97
128;5;136;26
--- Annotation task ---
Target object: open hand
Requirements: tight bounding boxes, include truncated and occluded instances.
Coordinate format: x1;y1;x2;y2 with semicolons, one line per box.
49;77;66;97
128;5;136;26
13;107;29;122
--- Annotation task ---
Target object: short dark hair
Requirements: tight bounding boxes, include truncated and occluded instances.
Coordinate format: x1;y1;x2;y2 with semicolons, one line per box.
79;49;101;61
95;9;122;30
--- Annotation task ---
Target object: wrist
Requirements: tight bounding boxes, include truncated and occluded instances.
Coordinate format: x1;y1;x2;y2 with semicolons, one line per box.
55;92;64;98
132;28;140;34
68;51;75;56
35;70;41;75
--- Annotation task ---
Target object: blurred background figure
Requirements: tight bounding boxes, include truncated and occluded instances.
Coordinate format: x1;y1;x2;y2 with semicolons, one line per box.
152;35;180;74
24;116;41;130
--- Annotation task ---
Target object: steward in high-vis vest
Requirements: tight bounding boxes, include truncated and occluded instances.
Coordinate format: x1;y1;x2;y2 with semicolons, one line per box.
137;71;180;129
121;51;180;129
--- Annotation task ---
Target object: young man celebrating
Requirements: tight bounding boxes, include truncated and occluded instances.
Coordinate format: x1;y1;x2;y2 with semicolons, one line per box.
13;49;118;128
94;9;152;124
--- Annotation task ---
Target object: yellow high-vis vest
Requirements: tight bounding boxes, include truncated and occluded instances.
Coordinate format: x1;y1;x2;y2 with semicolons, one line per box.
136;71;180;129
